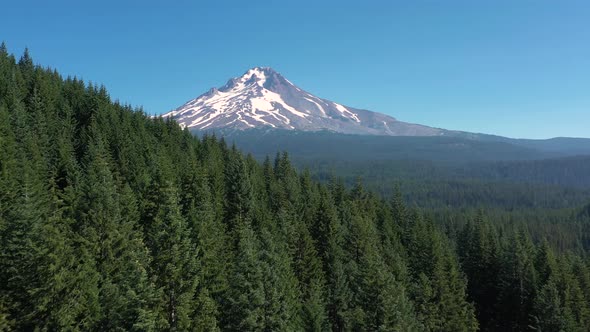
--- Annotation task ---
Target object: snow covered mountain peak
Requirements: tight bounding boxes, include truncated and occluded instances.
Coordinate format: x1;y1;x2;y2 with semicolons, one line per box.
224;67;270;88
162;68;442;136
218;67;293;93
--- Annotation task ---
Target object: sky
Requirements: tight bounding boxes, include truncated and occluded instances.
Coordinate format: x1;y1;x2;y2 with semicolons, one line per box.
1;0;589;139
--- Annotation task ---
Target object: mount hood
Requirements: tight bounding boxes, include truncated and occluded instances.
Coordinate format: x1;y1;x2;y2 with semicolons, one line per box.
163;67;443;136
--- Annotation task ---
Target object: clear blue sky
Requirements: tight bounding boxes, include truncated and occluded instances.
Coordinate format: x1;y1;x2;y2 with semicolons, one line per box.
2;0;589;139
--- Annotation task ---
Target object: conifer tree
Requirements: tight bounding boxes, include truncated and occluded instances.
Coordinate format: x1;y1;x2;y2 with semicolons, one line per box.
259;227;302;330
458;213;501;329
149;183;199;331
346;203;418;331
293;221;329;331
192;288;220;332
27;204;100;330
2;101;55;329
79;121;158;330
533;278;567;332
187;165;229;328
224;147;254;231
226;221;265;331
0;105;18;287
497;229;538;331
406;215;477;331
375;199;408;284
312;189;354;330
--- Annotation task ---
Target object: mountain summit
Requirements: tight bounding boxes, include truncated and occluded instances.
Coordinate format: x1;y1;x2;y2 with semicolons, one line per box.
163;67;442;136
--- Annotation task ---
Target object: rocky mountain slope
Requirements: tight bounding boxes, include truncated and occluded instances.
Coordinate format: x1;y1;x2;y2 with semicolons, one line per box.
163;67;443;136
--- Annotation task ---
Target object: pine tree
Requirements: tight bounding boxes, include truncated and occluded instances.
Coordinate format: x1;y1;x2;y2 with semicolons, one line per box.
533;278;567;332
224;147;253;231
79;122;158;330
188;165;229;328
226;221;265;331
312;189;354;331
375;199;408;284
27;205;100;330
497;229;538;331
0;104;18;294
149;183;199;331
406;215;477;331
347;203;418;331
458;213;501;329
192;288;220;332
2;102;55;329
259;227;302;330
293;222;329;331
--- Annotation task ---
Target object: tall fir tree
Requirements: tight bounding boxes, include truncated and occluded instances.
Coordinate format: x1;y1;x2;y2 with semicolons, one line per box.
149;182;199;331
293;221;329;331
226;221;265;331
79;121;158;330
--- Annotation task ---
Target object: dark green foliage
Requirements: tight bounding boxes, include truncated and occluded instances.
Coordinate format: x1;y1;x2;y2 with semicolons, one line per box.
149;183;199;330
1;45;590;331
80;121;158;330
495;230;538;331
404;215;478;331
224;147;254;231
458;213;501;329
293;221;329;331
226;222;265;330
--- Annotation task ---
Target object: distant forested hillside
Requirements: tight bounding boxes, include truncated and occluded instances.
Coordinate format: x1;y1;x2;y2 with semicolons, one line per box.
212;128;558;163
458;155;590;188
305;158;590;211
214;129;590;212
2;45;590;331
301;155;590;190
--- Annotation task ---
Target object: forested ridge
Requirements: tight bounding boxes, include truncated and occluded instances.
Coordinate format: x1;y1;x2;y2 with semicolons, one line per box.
1;45;590;331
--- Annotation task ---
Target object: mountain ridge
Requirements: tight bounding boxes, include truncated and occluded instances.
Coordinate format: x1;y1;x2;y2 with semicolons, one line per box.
162;67;444;136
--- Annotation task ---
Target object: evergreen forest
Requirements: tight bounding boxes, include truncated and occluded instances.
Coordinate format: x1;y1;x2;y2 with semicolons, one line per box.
1;45;590;331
